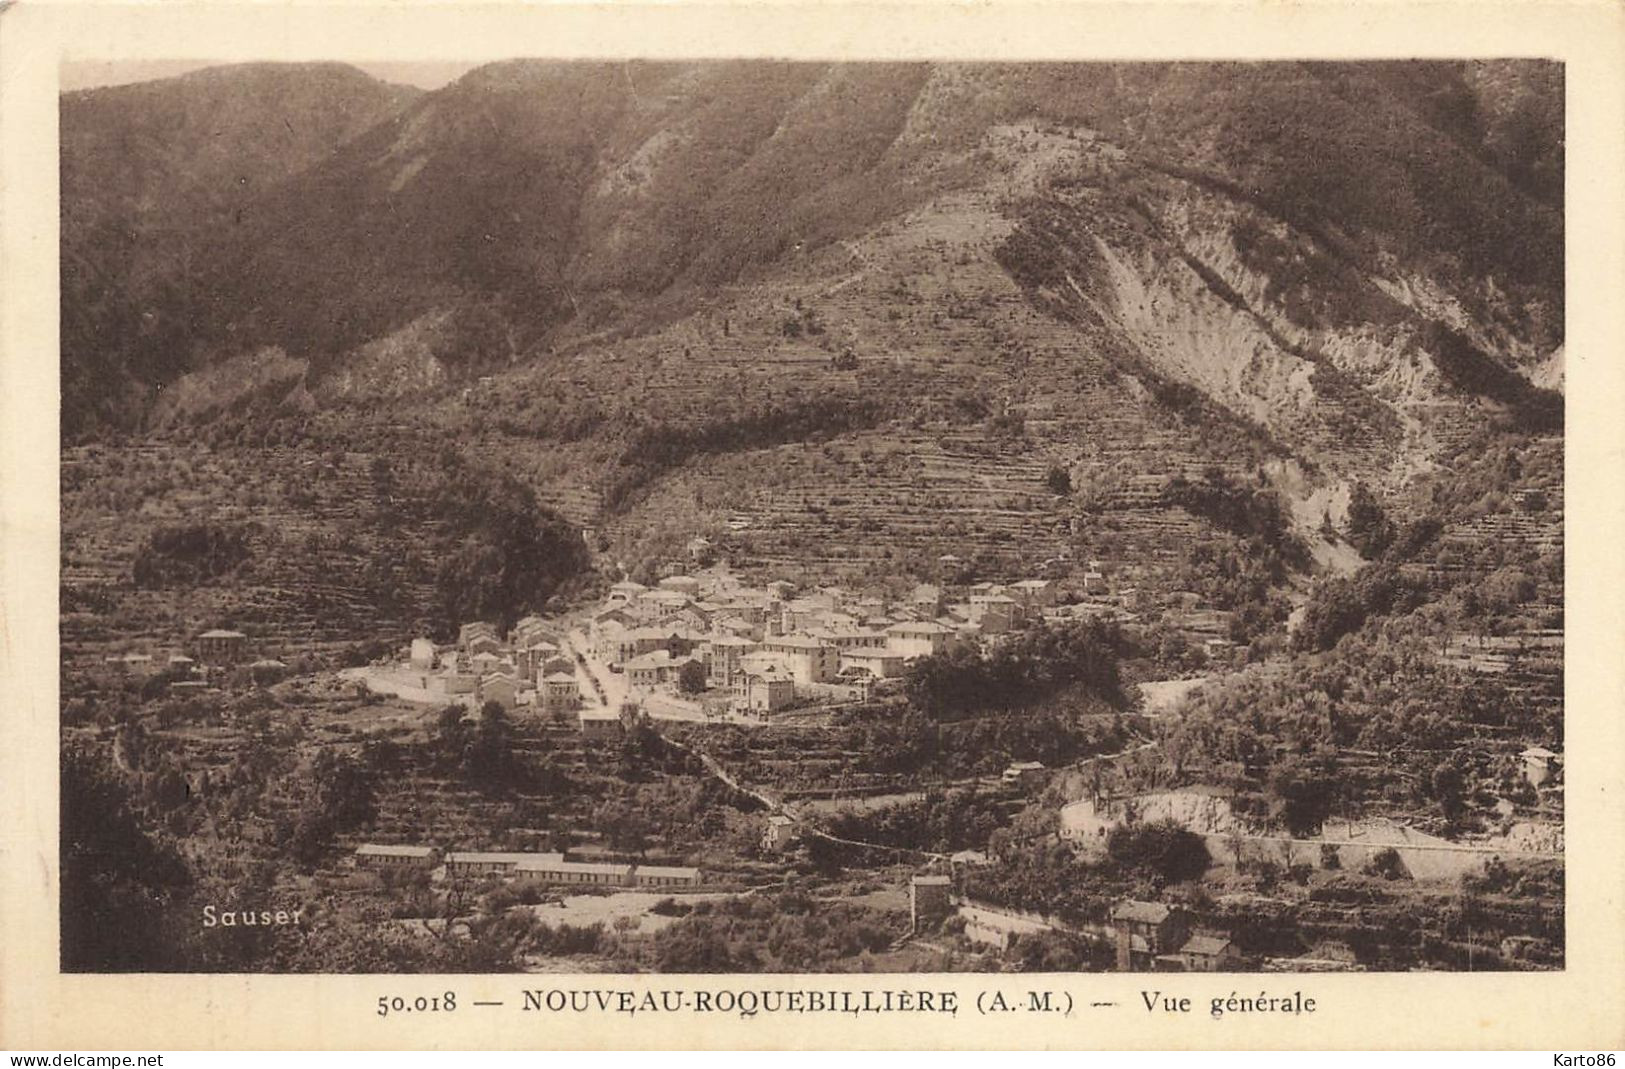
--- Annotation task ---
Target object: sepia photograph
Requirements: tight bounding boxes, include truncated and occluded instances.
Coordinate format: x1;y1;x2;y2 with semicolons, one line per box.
55;55;1568;980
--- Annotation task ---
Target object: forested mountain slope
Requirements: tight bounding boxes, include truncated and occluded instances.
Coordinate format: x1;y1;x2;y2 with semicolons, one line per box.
61;59;1563;592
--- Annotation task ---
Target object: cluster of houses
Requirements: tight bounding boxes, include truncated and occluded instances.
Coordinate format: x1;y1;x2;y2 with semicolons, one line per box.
401;617;584;717
97;628;289;688
1107;899;1241;972
584;569;1080;717
907;873;1239;971
353;844;702;888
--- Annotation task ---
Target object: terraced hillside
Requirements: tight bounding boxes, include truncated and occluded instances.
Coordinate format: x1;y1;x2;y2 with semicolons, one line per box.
60;59;1565;636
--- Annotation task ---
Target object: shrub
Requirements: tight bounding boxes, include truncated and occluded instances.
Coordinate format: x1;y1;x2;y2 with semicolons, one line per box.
1365;847;1408;881
1105;820;1210;884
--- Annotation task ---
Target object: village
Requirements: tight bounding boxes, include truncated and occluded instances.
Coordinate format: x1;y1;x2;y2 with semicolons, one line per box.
71;532;1565;975
348;558;1129;728
45;54;1576;986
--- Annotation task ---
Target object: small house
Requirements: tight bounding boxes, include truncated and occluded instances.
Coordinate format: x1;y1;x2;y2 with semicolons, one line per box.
458;621;500;651
733;663;796;714
541;672;580;713
1110;900;1192;971
248;658;288;686
1157;932;1241;972
762;814;800;852
578;706;624;739
1010;578;1056;610
1521;746;1561;788
909;583;945;617
196;629;247;665
885;621;955;659
910;874;954;930
1001;761;1047;790
480;673;519;712
839;648;906;680
433;670;478;696
625;649;695;693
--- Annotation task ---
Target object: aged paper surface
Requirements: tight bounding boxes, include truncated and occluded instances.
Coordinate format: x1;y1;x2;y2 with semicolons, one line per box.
3;0;1623;1050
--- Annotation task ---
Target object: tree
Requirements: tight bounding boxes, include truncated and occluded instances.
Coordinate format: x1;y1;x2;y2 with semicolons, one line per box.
1044;463;1073;496
594;800;652;856
1105;820;1210;884
1365;847;1408;881
465;701;518;790
435;704;469;757
361;736;404;776
1345;481;1394;557
902;619;1124;719
1269;758;1338;836
61;742;191;971
288;810;337;867
676;659;707;695
616;718;669;781
311;749;376;831
1428;755;1470;823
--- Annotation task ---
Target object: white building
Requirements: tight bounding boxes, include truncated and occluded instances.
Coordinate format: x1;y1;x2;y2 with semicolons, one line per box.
886;621;956;659
757;634;840;684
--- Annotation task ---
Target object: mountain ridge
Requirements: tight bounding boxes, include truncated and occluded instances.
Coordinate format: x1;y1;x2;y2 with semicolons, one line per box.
61;59;1563;580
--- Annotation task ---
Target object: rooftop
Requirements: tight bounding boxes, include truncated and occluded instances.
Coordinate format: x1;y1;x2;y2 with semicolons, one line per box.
356;844;436;858
762;634;834;650
887;621;954;635
1179;934;1234;956
628;626;686;640
446;851;563;866
625;650;689;670
515;858;634;876
633;865;701;879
